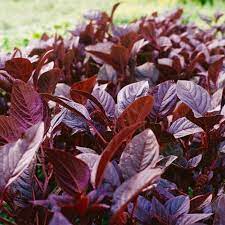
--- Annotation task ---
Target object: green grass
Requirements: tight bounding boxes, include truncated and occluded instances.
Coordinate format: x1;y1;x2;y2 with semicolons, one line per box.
0;0;225;51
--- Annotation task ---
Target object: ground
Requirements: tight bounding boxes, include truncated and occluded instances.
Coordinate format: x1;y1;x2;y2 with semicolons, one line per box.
0;0;225;51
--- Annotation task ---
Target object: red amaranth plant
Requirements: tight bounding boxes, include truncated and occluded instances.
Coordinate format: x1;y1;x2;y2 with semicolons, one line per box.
0;4;225;225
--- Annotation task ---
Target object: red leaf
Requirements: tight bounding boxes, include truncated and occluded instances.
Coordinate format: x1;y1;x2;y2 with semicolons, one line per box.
10;80;43;130
64;49;75;82
87;50;117;70
33;49;54;87
5;58;33;82
116;96;154;130
111;45;130;72
73;195;89;216
77;153;120;188
0;116;23;142
190;193;212;211
186;52;205;74
70;89;106;116
94;122;144;188
70;75;97;104
47;149;90;195
87;45;129;73
172;102;191;121
37;68;61;94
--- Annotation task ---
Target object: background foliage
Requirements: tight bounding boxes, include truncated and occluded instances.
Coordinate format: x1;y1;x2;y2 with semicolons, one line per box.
0;0;225;51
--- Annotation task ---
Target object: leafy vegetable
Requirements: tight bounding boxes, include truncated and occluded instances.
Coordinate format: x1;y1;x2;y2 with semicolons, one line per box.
0;4;224;225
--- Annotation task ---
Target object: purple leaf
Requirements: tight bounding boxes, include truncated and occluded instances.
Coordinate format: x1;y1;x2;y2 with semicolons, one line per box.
199;14;212;24
128;196;151;223
0;122;44;190
77;153;99;170
188;154;202;168
58;97;91;120
54;83;71;98
49;212;72;225
165;195;190;218
169;117;204;138
131;39;149;57
150;80;177;120
176;80;211;117
154;185;175;202
86;42;113;64
158;36;172;49
112;22;139;37
32;193;73;211
0;73;12;92
47;109;67;137
158;58;173;67
76;146;96;154
98;64;117;84
11;159;40;208
150;197;171;224
176;213;212;225
117;81;149;115
47;96;90;133
111;167;162;218
157;155;178;168
159;178;177;191
213;194;225;225
119;129;159;180
62;110;88;132
214;11;224;22
135;62;159;84
91;87;115;118
210;88;223;112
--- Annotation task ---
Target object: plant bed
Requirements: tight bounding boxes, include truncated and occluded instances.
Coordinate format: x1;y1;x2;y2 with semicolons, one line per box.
0;4;225;225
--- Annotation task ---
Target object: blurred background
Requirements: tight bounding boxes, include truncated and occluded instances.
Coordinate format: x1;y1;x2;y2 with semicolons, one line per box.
0;0;224;51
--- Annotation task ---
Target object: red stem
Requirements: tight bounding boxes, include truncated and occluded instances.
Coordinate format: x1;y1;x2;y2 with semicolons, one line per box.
33;49;54;88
